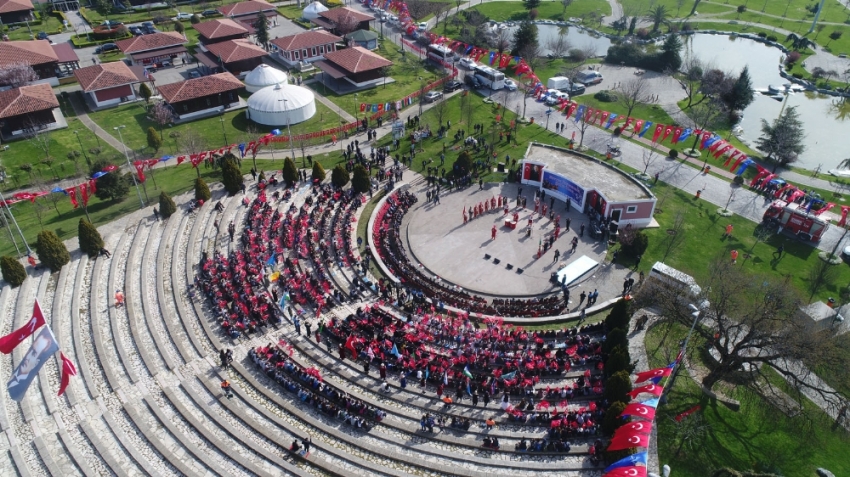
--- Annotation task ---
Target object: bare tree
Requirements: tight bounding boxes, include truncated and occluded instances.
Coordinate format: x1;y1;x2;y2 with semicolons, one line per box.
684;101;726;160
493;29;512;56
148;102;173;139
640;144;660;173
561;0;573;15
546;33;571;59
673;57;705;109
29;126;52;163
576;107;594;148
0;62;38;87
182;127;207;178
617;76;653;120
519;43;544;73
808;257;839;301
431;95;449;130
660;211;686;261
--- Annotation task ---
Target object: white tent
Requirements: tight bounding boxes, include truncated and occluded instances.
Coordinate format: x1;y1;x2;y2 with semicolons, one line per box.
247;83;317;126
244;64;289;93
302;1;328;20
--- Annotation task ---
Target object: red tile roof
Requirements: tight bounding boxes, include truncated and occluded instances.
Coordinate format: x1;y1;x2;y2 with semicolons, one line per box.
318;7;374;24
323;46;391;74
158;72;244;104
0;83;58;119
73;62;141;92
192;18;249;40
218;0;276;17
116;32;186;54
205;39;268;64
51;43;79;63
0;40;58;68
0;0;33;14
270;30;341;52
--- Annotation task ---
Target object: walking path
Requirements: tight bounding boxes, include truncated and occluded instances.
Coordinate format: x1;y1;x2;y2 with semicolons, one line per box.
304;78;357;123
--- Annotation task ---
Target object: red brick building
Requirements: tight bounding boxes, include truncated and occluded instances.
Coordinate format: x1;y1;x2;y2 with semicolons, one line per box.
116;32;187;67
196;39;269;76
73;62;143;109
0;83;60;138
158;72;244;120
192;18;251;45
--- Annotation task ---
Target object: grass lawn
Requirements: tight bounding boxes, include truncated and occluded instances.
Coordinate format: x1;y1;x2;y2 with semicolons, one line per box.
1;15;65;41
467;0;611;23
644;322;850;477
354;191;390;281
86;99;343;156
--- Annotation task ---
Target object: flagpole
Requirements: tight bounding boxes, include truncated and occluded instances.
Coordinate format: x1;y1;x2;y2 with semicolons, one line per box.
661;303;701;404
0;189;32;256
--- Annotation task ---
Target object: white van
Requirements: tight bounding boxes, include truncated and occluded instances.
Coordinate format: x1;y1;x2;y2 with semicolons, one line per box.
575;70;603;85
547;76;571;91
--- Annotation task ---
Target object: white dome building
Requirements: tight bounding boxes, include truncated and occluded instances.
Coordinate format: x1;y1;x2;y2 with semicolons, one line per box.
247;83;317;126
244;64;289;93
302;1;328;20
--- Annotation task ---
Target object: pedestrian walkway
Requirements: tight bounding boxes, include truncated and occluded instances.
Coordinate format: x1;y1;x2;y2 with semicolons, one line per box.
67;90;128;153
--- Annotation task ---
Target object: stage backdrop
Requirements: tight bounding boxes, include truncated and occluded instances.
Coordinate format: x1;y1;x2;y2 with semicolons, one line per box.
541;170;586;208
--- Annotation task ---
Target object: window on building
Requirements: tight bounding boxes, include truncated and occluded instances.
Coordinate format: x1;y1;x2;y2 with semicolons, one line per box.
293;50;299;60
319;45;324;54
206;98;211;106
302;49;308;58
312;47;317;56
626;205;637;213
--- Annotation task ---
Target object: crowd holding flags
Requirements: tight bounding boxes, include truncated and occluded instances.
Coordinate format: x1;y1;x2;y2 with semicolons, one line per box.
1;299;77;401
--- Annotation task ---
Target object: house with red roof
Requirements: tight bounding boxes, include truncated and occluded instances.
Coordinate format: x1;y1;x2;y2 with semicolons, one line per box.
157;72;244;120
0;83;62;139
312;7;374;36
116;31;188;67
316;46;392;91
0;0;34;25
0;40;60;86
217;0;277;28
192;18;251;45
270;30;341;68
73;61;144;109
195;39;268;76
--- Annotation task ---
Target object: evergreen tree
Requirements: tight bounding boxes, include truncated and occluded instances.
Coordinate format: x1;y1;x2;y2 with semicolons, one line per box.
601;401;629;436
91;160;129;201
755;106;806;171
194;177;211;202
602;328;628;354
522;0;540;10
78;218;104;258
173;19;184;34
352;164;371;193
658;34;682;72
0;256;26;288
331;165;350;188
282;157;299;186
311;162;326;183
190;14;201;24
159;191;177;218
604;370;634;405
146;126;162;151
605;345;635;377
36;230;70;272
454;150;473;177
725;66;755;112
139;82;152;104
604;298;632;331
220;153;243;195
254;12;270;50
511;21;538;56
628;16;637;35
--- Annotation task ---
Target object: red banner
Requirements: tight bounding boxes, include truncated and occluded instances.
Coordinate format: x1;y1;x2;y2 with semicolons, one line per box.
675;404;702;422
80;183;89;207
66;187;78;209
651;124;664;143
58;352;77;397
0;299;46;354
134;161;146;183
607;432;650;451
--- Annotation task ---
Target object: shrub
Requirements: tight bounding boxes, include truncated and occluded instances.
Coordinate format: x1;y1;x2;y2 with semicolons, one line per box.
613;126;623;136
594;90;619;102
194;177;211;202
792;72;803;79
636;28;649;39
78;218;104;258
0;256;26;288
36;230;70;272
604;370;633;404
604;298;632;330
173;20;184;34
159;191;177;218
282;157;299;186
766;35;777;42
668;148;678;159
220;154;243;195
146;126;162;151
352;165;371;193
190;14;201;24
601;401;628;436
786;51;801;65
311;161;326;183
454;151;473;176
529;8;538;20
92;159;129;201
619;227;649;257
733;175;745;185
568;48;589;62
737;5;746;13
757;32;767;38
331;165;350;188
606;345;635;377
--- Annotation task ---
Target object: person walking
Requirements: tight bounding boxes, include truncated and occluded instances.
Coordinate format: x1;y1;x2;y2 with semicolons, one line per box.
579;223;585;237
379;363;387;380
153;207;160;222
565;217;571;230
578;291;586;307
305;321;312;337
293;315;301;334
228;221;235;241
472;392;479;406
773;243;784;260
221;380;233;398
724;224;733;238
553;249;560;263
483;391;490;407
220;349;228;369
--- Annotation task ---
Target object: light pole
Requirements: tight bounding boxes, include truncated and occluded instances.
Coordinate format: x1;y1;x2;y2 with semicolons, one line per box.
113;126;146;209
0;189;30;255
279;99;296;163
219;112;228;146
73;130;90;166
354;92;359;127
662;303;701;404
418;76;424;115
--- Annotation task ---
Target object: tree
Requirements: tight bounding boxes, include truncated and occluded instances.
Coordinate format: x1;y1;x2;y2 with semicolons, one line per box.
454;151;473;177
658;33;683;72
522;0;540;10
618;225;649;257
685;101;727;157
173;19;184;34
29;126;52;163
158;191;177;218
311;161;326;183
639;259;845;410
282;157;299;186
335;13;361;37
511;21;538;56
146;126;162;151
546;33;571;59
331;165;350;188
0;62;38;88
661;212;687;262
194;177;211;202
352;164;371;193
190;14;201;24
755;106;806;172
601;401;629;436
606;346;635;377
561;0;573;15
254;12;270;50
604;370;633;404
575;106;594;148
647;5;669;32
139;82;153;104
220;153;243;195
690;0;702;16
675;58;705;109
617;76;652;121
628;16;637;35
0;256;26;287
827;30;843;46
807;255;839;301
40;157;58;181
605;298;632;330
78;218;104;258
148;102;173;139
91;160;129;201
724;66;755;112
36;230;70;272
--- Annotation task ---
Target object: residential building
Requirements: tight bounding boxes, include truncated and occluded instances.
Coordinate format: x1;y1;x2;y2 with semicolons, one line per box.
157;72;243;120
0;0;33;25
192;18;251;45
196;39;268;76
269;30;341;68
315;46;392;88
73;61;144;108
312;7;374;36
345;29;378;51
0;40;60;86
0;83;61;138
116;31;187;67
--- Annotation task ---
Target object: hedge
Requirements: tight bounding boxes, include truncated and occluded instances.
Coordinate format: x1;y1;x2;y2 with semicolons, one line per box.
71;33;132;48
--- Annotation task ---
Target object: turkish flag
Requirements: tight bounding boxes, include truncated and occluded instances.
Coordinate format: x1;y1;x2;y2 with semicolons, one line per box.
651;124;664;143
0;299;46;354
662;126;673;142
134;160;146;183
672;126;683;144
80;183;89;207
607;432;651;451
190;154;203;168
627;383;664;399
89;179;97;194
57;352;77;397
176;155;186;165
600;111;609;125
634;367;672;383
619;402;656;421
632;119;644;134
603;465;648;477
622;117;633;130
614;420;653;437
66;187;78;209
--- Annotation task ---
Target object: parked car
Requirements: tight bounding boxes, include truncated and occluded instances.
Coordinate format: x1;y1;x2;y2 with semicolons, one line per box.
568;83;586;96
443;79;463;92
95;43;119;54
188;69;201;79
417;22;427;31
575;69;603;85
458;57;475;69
201;10;219;17
129;26;143;36
36;31;49;40
503;78;517;91
464;74;482;89
173;12;193;20
424;91;443;102
141;22;157;34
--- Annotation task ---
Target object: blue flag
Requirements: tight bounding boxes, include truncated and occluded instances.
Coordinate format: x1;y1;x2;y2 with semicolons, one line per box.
270;129;282;136
642;398;660;408
605;452;647;472
391;344;401;358
501;370;516;381
8;326;59;402
573;105;586;123
443;372;448;385
605;113;618;129
638;121;653;137
278;293;287;310
678;128;692;142
736;159;753;176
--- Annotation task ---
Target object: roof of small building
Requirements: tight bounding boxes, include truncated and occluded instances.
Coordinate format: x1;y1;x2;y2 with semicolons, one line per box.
244;64;288;89
301;1;328;20
0;0;34;14
158;72;244;104
73;62;142;92
248;82;315;112
192;18;249;40
0;83;58;119
270;30;341;51
322;46;391;73
345;29;378;42
205;39;268;64
51;43;80;63
0;40;58;68
318;6;374;23
218;0;276;17
116;31;186;54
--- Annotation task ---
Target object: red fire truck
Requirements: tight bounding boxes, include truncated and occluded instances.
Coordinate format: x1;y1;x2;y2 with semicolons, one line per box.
762;200;830;242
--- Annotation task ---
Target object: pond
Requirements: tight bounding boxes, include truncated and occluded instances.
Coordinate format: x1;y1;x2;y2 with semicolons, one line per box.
505;24;848;170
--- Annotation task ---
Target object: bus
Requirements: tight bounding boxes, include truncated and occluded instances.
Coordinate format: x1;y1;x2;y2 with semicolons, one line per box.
426;44;454;66
473;65;506;90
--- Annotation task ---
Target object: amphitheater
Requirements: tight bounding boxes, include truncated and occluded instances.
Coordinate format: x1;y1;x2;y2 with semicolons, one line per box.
0;165;623;477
